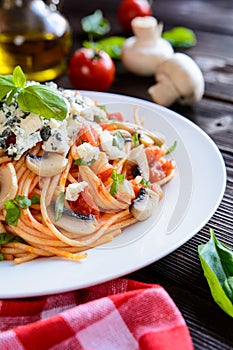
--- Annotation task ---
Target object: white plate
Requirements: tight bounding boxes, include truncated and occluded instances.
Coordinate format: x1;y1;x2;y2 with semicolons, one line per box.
1;92;226;298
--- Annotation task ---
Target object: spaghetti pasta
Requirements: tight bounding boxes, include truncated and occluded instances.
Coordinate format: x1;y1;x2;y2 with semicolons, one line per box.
0;84;175;264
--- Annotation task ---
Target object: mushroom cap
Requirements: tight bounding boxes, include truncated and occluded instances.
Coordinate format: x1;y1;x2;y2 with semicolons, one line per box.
26;152;68;177
153;53;205;105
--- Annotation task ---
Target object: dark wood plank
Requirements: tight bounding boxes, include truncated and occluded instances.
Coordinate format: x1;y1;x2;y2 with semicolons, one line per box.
57;1;233;349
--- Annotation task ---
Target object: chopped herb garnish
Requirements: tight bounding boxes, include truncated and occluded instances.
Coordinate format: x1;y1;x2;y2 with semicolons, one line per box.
74;158;97;166
166;140;177;154
132;133;140;147
31;195;40;205
110;169;124;196
4;195;40;226
4;199;21;226
15;195;32;209
140;178;151;188
0;232;24;244
112;131;125;150
54;192;65;222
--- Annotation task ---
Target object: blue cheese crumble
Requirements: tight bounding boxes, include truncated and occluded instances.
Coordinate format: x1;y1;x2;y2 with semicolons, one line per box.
0;85;107;160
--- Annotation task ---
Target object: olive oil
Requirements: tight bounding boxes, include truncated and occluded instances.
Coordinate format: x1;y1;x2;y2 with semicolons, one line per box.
0;31;72;81
0;0;72;81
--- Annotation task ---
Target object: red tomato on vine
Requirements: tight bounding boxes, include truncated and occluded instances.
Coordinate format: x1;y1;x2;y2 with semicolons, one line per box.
68;48;115;91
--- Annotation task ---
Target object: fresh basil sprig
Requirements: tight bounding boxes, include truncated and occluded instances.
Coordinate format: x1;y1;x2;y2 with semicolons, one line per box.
0;66;68;121
198;229;233;317
110;169;124;196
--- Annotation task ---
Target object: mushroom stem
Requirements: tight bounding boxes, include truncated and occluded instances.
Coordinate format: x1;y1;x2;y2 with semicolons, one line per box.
148;77;180;107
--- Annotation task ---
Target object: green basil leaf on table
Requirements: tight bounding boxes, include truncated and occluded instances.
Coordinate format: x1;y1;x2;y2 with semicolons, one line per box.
198;229;233;317
162;27;196;48
83;36;126;60
81;10;110;38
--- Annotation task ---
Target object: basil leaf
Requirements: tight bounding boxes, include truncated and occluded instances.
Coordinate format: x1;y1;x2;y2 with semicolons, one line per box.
0;75;15;101
198;229;233;317
83;36;126;60
132;133;140;147
112;131;125;150
81;10;110;38
17;85;68;120
4;200;20;226
13;65;26;88
166;140;177;154
140;178;151;188
16;195;31;209
74;158;97;166
31;195;40;204
214;236;233;276
0;232;22;244
55;192;65;222
162;27;196;48
6;87;20;105
110;169;124;196
0;253;4;261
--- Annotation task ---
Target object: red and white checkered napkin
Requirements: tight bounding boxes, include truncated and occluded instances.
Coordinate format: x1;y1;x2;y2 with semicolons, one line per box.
0;278;193;350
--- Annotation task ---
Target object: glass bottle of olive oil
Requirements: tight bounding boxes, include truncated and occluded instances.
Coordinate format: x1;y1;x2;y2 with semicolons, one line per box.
0;0;72;81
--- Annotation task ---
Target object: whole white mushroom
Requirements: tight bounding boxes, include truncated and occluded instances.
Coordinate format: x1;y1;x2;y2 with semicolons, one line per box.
148;53;205;106
121;16;174;76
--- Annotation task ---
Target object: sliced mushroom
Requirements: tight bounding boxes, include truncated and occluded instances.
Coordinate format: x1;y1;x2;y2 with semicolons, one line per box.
0;162;18;210
26;152;68;177
130;187;159;221
112;121;165;146
47;205;98;238
128;144;150;180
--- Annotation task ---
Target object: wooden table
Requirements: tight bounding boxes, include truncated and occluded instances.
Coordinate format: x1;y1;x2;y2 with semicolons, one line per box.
57;1;233;349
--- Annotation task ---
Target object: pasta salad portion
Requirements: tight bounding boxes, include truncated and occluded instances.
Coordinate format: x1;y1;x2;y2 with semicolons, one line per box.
0;67;175;264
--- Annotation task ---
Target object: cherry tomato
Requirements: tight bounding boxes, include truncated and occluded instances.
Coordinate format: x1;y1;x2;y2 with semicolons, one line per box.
68;187;100;217
117;0;152;32
76;124;100;147
68;48;115;91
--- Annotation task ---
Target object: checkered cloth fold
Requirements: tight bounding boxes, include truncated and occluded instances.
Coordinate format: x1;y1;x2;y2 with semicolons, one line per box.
0;278;193;350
